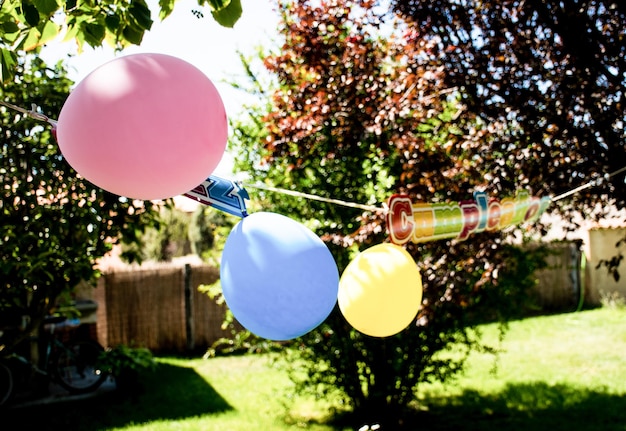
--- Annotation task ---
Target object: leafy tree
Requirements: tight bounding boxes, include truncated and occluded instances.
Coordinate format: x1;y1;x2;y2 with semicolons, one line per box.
231;0;549;427
189;205;235;264
391;0;626;281
120;204;236;264
130;206;192;262
0;55;159;350
391;0;626;218
0;0;243;83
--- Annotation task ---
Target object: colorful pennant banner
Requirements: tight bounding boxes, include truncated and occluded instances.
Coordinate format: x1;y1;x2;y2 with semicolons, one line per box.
387;190;551;245
184;175;249;217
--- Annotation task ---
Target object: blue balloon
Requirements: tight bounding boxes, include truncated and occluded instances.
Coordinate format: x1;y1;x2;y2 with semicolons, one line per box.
220;212;339;340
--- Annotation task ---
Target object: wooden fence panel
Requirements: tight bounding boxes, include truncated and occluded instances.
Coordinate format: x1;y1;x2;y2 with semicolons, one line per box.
92;234;618;354
94;264;227;354
531;241;602;312
532;242;580;311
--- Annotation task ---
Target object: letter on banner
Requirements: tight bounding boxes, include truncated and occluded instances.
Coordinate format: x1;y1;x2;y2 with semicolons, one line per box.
387;195;414;245
487;199;501;230
499;197;516;229
184;175;249;217
473;191;489;231
459;200;481;240
512;190;531;225
432;204;463;240
412;203;435;242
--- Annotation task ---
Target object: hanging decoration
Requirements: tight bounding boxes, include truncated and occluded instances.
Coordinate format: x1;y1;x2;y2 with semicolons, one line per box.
387;190;552;245
184;175;249;217
220;212;339;341
55;53;228;200
338;243;423;337
5;57;625;340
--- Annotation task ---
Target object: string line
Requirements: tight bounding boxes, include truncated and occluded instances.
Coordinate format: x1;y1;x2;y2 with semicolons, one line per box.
0;100;57;126
244;183;383;212
3;100;625;209
551;165;626;202
246;164;626;212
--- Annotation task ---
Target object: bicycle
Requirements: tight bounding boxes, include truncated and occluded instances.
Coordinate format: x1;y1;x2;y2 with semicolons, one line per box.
0;315;108;406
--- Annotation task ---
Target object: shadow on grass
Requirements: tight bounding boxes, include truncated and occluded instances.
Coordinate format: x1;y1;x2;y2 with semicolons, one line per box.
4;361;232;431
328;382;626;430
414;382;626;431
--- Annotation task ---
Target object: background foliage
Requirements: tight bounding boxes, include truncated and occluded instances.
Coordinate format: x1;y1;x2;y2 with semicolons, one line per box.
392;0;626;218
0;55;158;350
1;0;622;428
0;0;243;83
121;204;235;265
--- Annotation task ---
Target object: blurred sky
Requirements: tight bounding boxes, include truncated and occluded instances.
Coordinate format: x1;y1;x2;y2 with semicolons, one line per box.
40;0;280;182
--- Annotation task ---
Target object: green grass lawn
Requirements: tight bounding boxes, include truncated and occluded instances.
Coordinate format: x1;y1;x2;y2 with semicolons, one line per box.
3;306;625;430
416;305;626;430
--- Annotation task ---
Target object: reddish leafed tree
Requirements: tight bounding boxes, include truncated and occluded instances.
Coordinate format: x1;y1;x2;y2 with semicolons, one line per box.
392;0;626;218
231;0;553;427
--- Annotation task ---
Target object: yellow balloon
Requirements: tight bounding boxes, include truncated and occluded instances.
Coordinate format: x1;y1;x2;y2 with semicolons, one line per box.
338;243;422;337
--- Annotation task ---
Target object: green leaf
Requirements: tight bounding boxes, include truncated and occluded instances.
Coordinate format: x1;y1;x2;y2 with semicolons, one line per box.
122;24;143;45
206;0;230;12
158;0;175;20
104;13;120;32
416;123;433;133
129;0;153;31
71;26;85;50
210;0;240;28
64;0;76;12
82;21;105;46
1;21;20;34
62;17;79;41
38;17;58;44
0;30;20;44
21;26;40;50
21;0;40;27
0;47;17;84
32;0;59;15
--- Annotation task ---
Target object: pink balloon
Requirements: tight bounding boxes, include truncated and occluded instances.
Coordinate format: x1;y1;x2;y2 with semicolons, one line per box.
56;53;227;200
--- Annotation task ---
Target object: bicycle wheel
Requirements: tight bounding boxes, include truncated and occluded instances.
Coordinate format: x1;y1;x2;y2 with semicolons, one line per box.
52;340;107;394
0;361;13;406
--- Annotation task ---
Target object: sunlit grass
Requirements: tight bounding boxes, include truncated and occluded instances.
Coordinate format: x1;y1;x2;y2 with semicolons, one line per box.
459;306;626;390
4;306;625;430
414;306;626;431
